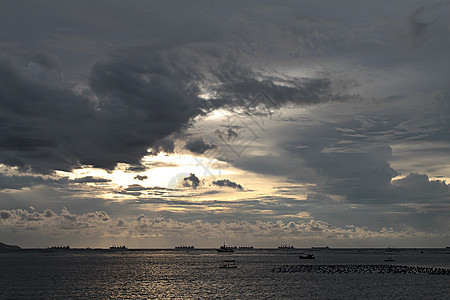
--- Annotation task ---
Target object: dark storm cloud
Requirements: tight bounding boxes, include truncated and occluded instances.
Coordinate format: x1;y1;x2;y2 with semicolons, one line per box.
212;179;243;190
204;64;353;112
0;210;11;219
0;0;370;176
0;55;94;173
234;105;447;206
0;172;113;190
407;5;440;48
0;173;62;190
149;138;175;155
392;173;450;202
184;138;216;154
0;54;202;173
0;51;347;175
32;51;60;71
302;144;399;202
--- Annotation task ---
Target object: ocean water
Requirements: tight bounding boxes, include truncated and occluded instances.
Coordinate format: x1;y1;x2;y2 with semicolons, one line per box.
1;248;449;299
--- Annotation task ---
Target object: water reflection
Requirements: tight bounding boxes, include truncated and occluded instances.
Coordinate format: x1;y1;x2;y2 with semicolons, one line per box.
0;249;448;299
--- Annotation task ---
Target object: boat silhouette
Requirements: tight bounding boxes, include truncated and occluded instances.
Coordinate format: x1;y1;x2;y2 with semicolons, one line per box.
217;243;235;253
220;260;237;268
385;257;395;262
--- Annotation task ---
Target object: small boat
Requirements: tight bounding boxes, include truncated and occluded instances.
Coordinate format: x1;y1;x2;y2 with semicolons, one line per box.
385;257;395;262
217;243;235;253
299;253;315;259
220;260;237;268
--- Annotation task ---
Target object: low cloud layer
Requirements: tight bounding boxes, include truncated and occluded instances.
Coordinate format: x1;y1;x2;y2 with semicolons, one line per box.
0;172;110;191
1;207;443;247
184;138;217;154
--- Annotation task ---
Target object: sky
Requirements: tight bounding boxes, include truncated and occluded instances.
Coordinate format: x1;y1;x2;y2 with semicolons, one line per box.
0;0;449;248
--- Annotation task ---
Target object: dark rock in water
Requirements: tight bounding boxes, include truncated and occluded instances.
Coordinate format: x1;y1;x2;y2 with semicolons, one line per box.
272;264;450;276
0;241;22;252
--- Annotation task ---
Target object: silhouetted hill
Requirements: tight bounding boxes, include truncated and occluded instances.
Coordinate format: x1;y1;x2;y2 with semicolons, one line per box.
0;242;22;252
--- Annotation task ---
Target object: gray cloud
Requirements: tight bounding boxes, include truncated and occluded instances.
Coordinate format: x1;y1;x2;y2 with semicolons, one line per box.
0;172;68;190
72;176;111;184
134;175;148;181
149;138;176;155
392;173;450;202
0;173;111;191
0;54;202;173
184;138;216;154
126;165;148;172
183;173;200;189
32;51;60;71
212;179;243;190
0;210;11;219
203;64;354;113
0;51;345;175
0;0;387;176
124;184;148;192
407;5;440;49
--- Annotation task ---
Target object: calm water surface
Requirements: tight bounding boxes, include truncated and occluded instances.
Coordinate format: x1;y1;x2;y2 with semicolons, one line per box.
1;249;449;299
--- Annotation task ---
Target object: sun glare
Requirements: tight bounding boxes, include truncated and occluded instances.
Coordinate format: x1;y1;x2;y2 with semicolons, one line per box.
141;153;231;188
56;152;231;189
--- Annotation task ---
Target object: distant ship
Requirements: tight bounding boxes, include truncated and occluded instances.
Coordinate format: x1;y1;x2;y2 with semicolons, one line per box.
278;245;295;250
175;245;195;250
49;245;70;250
299;253;315;259
386;246;399;252
238;246;254;250
109;245;128;250
217;243;235;253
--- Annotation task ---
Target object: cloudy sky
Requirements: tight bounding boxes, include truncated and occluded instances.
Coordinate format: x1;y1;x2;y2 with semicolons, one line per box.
0;0;449;248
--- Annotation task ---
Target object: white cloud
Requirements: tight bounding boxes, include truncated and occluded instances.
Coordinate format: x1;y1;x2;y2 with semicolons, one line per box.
0;208;447;247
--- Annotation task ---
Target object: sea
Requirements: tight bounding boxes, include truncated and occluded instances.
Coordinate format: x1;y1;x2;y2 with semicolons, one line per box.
1;248;449;299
